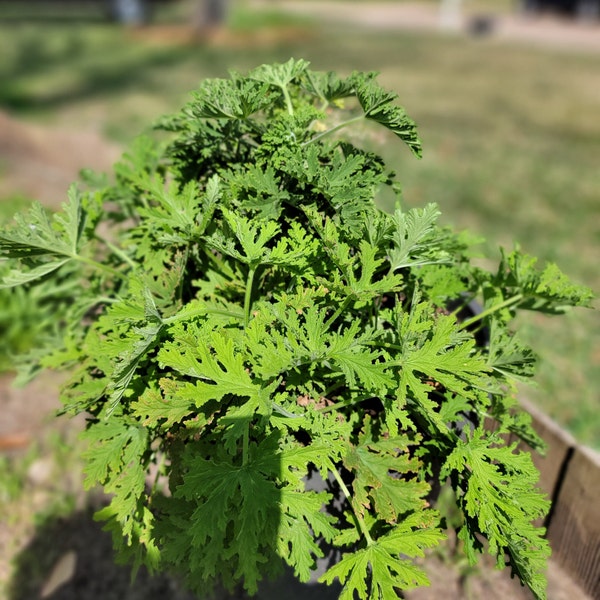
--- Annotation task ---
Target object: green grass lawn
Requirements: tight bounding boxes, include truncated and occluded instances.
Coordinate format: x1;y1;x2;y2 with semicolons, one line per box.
0;2;598;446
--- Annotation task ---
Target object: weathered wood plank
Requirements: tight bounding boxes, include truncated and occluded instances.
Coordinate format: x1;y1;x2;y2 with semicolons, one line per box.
546;444;600;599
519;398;577;499
509;399;599;597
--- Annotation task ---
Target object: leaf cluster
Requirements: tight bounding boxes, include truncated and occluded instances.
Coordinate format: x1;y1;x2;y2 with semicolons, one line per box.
0;59;592;600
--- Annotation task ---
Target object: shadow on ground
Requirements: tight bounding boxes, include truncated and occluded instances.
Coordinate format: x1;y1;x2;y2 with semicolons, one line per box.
7;502;198;600
7;500;342;600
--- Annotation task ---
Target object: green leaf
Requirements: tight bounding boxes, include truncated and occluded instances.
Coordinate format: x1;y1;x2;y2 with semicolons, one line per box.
173;441;281;595
328;321;394;393
224;164;288;219
345;240;403;300
487;323;537;383
495;249;593;313
249;57;310;89
395;305;490;432
312;216;403;302
81;417;147;491
344;425;428;523
244;310;296;380
0;258;70;288
418;264;469;304
356;79;422;157
388;204;446;271
95;502;160;577
222;208;280;265
320;512;443;599
158;328;269;414
278;489;337;582
302;69;359;103
105;320;164;416
114;134;163;187
83;415;155;574
0;185;85;259
130;379;197;429
442;428;551;600
205;208;283;267
189;77;270;119
136;176;204;239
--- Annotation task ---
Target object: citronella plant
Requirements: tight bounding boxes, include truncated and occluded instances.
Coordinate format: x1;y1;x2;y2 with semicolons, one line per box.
0;59;592;599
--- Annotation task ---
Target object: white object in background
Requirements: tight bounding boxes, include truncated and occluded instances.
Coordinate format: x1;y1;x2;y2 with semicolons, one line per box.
439;0;463;30
40;551;77;598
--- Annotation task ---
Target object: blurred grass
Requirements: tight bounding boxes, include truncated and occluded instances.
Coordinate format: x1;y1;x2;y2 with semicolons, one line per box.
0;1;598;446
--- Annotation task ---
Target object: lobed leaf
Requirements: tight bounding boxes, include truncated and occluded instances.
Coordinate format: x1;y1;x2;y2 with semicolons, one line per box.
356;79;422;157
344;429;429;524
442;428;551;600
320;512;443;599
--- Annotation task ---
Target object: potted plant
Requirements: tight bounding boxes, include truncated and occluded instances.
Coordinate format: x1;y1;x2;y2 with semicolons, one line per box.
0;59;592;600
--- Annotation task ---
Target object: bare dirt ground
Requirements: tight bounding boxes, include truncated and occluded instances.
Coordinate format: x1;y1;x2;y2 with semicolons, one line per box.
0;111;121;208
1;5;598;598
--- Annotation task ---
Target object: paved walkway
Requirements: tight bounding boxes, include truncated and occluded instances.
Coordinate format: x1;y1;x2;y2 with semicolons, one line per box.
256;1;600;53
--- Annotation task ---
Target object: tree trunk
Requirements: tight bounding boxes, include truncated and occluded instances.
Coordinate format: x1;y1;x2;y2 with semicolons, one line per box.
194;0;229;29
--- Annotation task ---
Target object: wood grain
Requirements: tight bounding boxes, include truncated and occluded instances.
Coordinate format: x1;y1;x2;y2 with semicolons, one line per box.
546;444;600;599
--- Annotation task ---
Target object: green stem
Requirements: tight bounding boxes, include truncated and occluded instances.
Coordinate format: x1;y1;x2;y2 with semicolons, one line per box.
177;245;190;302
365;341;405;355
322;381;345;398
242;424;250;466
94;234;137;269
458;294;523;330
162;307;244;325
331;468;374;546
281;85;294;116
244;266;257;326
302;115;365;146
324;296;353;330
94;296;119;305
71;254;127;280
372;297;379;330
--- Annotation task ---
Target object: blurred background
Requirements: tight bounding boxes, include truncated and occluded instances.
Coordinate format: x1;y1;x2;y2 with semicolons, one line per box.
0;0;598;597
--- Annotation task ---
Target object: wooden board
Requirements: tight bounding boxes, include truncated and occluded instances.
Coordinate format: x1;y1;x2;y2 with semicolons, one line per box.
546;444;600;599
520;398;577;501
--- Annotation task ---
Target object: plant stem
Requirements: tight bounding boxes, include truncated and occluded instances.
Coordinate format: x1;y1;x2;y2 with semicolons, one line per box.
324;295;353;330
177;245;190;303
71;254;127;280
458;294;523;330
94;234;137;269
244;266;257;326
331;468;374;546
365;340;403;352
242;424;250;466
162;307;244;325
281;85;294;116
302;115;365;146
323;381;345;398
